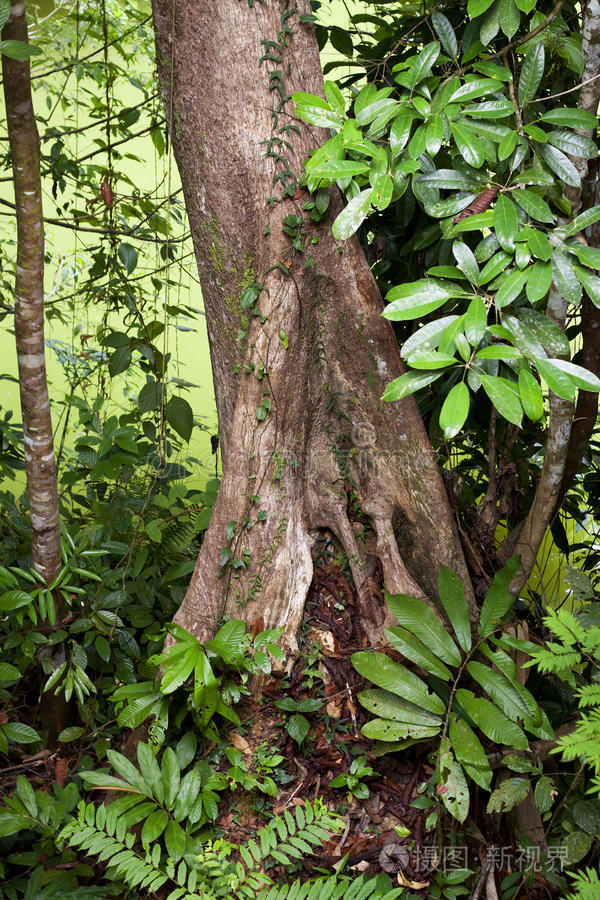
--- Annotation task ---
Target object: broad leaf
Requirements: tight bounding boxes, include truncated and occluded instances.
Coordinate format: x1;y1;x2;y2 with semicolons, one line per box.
385;594;462;666
449;716;492;790
479;374;523;426
456;689;528;749
358;689;443;727
479;555;520;637
439;382;470;439
351;651;445;714
438;568;472;652
518;43;544;106
332;189;372;240
386;626;453;680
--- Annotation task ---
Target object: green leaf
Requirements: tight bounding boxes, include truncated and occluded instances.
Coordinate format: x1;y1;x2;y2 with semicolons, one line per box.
449;717;492;790
539;144;581;188
141;808;168;844
513;189;555;224
323;81;345;115
451;122;484;168
565;205;600;236
118;243;138;275
386;626;453;680
499;0;520;38
0;40;42;60
287;714;310;744
107;749;149;794
518;43;544;106
310;158;370;180
371;173;393;210
382;371;442;401
526;228;552;261
138;380;162;413
410;41;440;86
456;689;528;749
534;358;576;400
480;2;500;46
384;279;463;320
407;350;458;370
467;661;532;721
534;775;556;813
3;722;40;743
479;555;520;636
487;777;530;813
518;368;544;421
0;590;32;611
439;382;470;439
390;110;415;156
479;374;523;426
331;189;372;240
58;726;85;743
138;742;164;804
493;194;519;252
453;242;479;284
161;747;181;809
361;719;439;742
164;819;186;861
0;663;20;683
448;78;503;105
517;307;570;356
0;0;9;30
431;11;457;57
351;651;445;714
465;297;487;345
426;114;444;156
539;108;598;129
495;269;527;308
294;104;343;130
438;568;472;652
526;260;552;302
548;129;598;159
467;0;495;20
385;594;462;667
539;358;600;393
166;396;194;443
358;689;443;727
574;265;600;307
498;129;517;161
439;742;470;823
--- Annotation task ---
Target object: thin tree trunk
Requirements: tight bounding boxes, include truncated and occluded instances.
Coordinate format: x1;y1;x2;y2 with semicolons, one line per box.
2;1;61;583
152;0;472;650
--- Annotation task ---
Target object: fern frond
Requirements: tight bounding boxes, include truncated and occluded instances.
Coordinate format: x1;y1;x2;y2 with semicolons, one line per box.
564;867;600;900
556;709;600;771
576;684;600;708
542;609;587;647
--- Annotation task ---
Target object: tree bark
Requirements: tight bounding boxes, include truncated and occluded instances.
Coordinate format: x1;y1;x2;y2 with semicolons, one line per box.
152;0;471;651
2;1;61;584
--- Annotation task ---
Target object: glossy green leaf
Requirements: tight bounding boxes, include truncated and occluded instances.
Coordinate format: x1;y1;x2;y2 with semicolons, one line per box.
161;747;180;810
456;689;528;749
564;205;600;236
495;268;527;308
451;122;484;168
382;371;442;401
499;0;520;38
0;40;42;60
539;107;598;128
548;129;598;159
448;78;502;105
439;382;470;439
361;718;439;742
479;555;520;637
410;41;440;86
384;279;461;320
358;689;443;726
479;374;523;426
386;626;453;680
401;315;459;359
494;194;519;252
438;567;471;652
432;11;457;56
574;265;600;307
141;808;168;845
526;260;552;301
467;661;532;721
407;350;458;370
518;43;544;106
518;368;544;420
464;297;487;345
351;651;445;714
331;189;372;240
385;594;462;667
449;716;492;790
552;251;582;304
514;189;555;224
164;819;186;861
426;114;444;156
118;243;138;275
467;0;495;16
439;740;470;823
539;143;581;188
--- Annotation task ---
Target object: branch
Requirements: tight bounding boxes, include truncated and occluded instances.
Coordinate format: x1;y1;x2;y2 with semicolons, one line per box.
507;286;574;595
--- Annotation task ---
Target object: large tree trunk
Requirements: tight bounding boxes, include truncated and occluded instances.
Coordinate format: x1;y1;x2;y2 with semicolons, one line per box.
152;0;471;650
2;1;61;584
